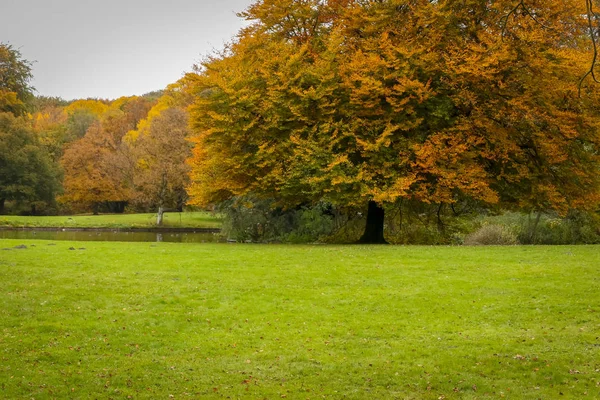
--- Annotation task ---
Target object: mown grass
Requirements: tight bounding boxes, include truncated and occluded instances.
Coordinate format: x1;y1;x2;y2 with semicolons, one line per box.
0;240;599;399
0;211;222;229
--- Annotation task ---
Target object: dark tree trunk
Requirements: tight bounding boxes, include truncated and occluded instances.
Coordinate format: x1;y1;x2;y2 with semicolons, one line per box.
358;201;388;244
105;201;127;213
528;210;542;244
0;198;5;215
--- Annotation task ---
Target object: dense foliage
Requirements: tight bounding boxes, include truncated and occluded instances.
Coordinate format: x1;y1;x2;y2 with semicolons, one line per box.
0;54;190;217
3;2;600;243
186;0;600;242
0;43;34;115
0;44;61;214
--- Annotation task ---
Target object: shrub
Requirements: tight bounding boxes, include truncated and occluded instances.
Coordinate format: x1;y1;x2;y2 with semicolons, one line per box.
479;211;600;245
218;197;335;243
463;224;518;246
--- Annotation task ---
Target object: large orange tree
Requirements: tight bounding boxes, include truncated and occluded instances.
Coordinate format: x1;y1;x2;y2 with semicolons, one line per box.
187;0;600;243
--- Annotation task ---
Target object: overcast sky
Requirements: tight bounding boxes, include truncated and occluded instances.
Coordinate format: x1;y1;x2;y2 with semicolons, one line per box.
1;0;255;100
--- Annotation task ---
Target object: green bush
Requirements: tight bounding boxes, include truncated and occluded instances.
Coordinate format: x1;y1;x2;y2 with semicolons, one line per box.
218;197;335;243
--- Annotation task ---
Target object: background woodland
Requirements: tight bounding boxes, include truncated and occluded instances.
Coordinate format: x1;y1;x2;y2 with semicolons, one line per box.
3;0;600;244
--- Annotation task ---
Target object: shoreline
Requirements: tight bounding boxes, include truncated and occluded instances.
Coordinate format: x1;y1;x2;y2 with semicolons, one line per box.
0;226;221;234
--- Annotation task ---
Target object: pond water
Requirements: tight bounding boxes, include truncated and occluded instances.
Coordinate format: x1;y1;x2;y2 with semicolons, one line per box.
0;229;224;243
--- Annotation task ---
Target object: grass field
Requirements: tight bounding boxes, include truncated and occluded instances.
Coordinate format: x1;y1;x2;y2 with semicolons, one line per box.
0;211;222;229
1;240;599;399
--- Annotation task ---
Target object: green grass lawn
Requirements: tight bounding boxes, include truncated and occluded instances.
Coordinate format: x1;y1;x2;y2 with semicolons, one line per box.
1;240;599;399
0;211;222;229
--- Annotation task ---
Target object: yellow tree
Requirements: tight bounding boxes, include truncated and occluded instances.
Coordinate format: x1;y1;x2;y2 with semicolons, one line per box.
126;84;193;224
59;96;156;213
187;0;600;243
31;100;69;162
129;107;192;225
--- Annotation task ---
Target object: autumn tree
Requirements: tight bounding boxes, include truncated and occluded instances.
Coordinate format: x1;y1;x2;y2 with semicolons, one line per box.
60;111;134;213
130;107;192;225
110;96;154;131
31;99;70;162
0;44;62;214
186;0;600;243
0;43;34;116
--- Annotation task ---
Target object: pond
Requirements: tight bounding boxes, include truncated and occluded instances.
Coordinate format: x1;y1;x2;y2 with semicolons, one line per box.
0;229;225;243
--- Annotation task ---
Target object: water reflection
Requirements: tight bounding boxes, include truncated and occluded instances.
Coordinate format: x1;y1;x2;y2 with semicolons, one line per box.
0;229;224;243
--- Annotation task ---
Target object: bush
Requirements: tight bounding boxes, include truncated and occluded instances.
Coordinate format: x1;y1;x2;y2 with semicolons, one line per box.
218;197;335;243
476;211;600;245
463;224;518;246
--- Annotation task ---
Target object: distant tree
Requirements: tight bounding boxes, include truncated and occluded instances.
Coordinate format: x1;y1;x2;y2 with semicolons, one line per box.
65;109;98;139
59;112;133;213
31;103;70;162
0;112;61;214
0;42;34;116
64;99;109;116
0;44;62;214
110;96;154;130
141;90;165;101
130;107;192;225
32;96;69;110
62;99;109;141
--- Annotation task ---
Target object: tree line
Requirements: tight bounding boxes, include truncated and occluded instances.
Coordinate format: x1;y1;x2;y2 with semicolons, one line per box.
1;43;191;224
3;0;600;242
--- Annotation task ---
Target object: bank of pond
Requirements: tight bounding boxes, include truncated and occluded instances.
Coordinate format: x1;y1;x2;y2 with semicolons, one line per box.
0;228;223;243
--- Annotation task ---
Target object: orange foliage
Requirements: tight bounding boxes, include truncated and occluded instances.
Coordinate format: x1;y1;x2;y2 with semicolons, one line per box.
59;113;134;209
186;0;600;215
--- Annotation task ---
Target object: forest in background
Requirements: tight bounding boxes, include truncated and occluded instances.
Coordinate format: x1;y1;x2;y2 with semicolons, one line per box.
4;0;600;244
1;44;193;226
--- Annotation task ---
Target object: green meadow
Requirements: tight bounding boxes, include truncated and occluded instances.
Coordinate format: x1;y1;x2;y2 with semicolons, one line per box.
0;212;222;229
1;240;599;399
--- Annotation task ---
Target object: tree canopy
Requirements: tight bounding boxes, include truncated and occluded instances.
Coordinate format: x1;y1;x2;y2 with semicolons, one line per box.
186;0;600;242
0;43;34;116
0;112;61;213
0;44;62;214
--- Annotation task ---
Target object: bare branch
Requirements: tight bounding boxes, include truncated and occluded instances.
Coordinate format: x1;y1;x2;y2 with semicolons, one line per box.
501;0;551;38
579;0;600;97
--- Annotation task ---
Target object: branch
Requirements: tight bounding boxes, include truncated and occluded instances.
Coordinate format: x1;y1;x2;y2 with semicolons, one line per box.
579;0;600;97
501;0;551;38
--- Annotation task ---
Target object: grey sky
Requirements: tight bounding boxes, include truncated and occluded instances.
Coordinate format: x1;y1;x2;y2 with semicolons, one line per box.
1;0;254;100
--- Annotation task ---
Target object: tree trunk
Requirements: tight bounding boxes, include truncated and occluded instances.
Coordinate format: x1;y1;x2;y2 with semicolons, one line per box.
0;198;5;215
358;201;388;244
92;203;99;215
112;201;127;213
156;171;167;226
436;203;445;233
156;205;164;226
528;210;542;244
